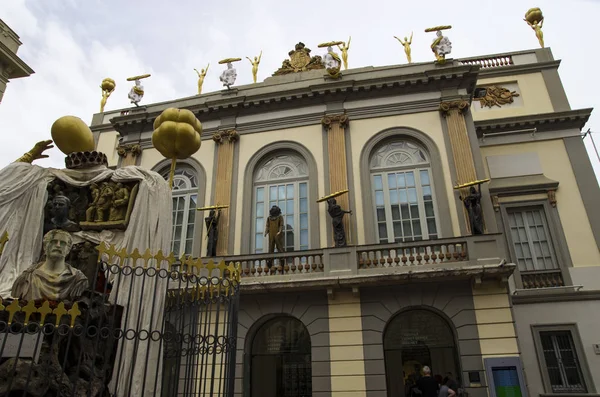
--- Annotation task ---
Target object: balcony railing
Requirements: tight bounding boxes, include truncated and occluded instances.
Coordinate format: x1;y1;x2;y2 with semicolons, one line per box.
221;234;504;283
459;55;514;69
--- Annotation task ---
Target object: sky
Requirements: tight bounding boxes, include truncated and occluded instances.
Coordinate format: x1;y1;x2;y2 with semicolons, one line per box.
0;0;599;178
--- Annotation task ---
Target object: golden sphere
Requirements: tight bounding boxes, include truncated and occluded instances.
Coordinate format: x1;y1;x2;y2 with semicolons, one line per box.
101;77;116;92
50;116;95;155
152;108;202;160
525;7;543;24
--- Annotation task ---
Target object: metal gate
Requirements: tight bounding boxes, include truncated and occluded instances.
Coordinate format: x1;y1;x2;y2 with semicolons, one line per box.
0;241;240;397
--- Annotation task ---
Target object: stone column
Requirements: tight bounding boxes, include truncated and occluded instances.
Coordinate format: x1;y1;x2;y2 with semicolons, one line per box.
322;114;352;245
440;100;481;233
213;129;239;256
116;143;142;167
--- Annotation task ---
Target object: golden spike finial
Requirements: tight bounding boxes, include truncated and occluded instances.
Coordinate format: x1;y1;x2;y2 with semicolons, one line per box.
22;300;37;325
38;301;52;324
6;299;21;325
53;302;68;326
68;303;82;328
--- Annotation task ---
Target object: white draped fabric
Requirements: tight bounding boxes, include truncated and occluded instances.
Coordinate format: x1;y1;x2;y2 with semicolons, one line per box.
0;161;173;396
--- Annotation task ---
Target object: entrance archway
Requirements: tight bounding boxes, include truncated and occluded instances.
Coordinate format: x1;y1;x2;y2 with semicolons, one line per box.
250;316;312;397
384;309;461;397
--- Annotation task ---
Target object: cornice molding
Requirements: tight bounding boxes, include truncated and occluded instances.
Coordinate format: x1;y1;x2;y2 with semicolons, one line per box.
512;289;600;304
475;108;593;136
0;41;34;78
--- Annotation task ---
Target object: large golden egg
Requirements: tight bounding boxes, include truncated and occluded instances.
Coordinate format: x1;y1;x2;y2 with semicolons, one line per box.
152;108;202;159
50;116;95;155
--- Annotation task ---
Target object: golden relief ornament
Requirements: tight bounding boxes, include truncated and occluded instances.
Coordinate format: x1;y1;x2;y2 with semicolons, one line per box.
476;85;520;108
116;143;142;158
272;42;325;76
212;129;239;144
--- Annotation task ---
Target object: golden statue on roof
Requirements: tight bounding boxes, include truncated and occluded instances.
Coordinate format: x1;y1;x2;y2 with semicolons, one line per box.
524;7;545;48
394;32;413;63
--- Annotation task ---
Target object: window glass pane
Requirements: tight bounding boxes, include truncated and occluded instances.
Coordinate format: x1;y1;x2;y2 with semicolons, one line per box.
255;218;264;232
255;234;263;250
300;230;308;246
278;185;286;199
388;174;397;189
374;175;383;190
300;198;308;213
391;205;400;220
299;182;308;198
508;208;558;273
539;330;587;393
408;188;417;203
270;186;277;200
420;169;430;185
375;191;384;206
286;215;294;229
376;208;386;221
256;202;264;218
425;202;435;217
397;173;405;188
378;223;388;239
389;190;399;205
256;187;264;202
286;200;294;214
406;172;415;187
286;184;294;199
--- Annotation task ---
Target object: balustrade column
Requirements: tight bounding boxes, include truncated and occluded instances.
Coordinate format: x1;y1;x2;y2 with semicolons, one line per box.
322;114;352;244
439;100;479;233
213;129;239;255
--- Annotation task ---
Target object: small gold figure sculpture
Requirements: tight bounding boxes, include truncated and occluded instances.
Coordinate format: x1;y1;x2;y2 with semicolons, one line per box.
524;7;545;48
108;183;130;221
95;182;115;222
318;41;343;79
394;32;413;63
194;64;210;94
337;37;351;70
85;183;100;222
246;51;262;84
99;78;116;113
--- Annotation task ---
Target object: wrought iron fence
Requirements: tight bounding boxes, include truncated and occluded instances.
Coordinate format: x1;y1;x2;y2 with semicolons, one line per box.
0;242;241;397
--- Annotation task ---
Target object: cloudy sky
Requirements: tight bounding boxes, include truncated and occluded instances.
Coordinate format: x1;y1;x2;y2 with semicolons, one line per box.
1;0;599;178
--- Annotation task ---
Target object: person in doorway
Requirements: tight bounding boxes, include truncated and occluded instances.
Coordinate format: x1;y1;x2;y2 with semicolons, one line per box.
443;372;459;393
439;379;457;397
416;366;439;397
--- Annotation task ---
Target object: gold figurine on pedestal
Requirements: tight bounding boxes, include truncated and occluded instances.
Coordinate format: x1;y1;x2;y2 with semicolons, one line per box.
524;7;545;48
246;51;262;84
394;32;413;63
337;37;351;70
99;78;116;113
425;25;452;63
194;64;209;95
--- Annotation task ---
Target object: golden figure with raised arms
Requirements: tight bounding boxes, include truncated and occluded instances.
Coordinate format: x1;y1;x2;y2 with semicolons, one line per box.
337;37;351;70
524;7;545;48
194;63;210;94
246;51;262;84
394;32;413;63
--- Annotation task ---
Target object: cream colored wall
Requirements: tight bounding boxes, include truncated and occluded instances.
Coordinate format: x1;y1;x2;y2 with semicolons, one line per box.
350;112;461;243
233;125;327;254
141;140;215;257
481;140;600;266
328;291;367;397
472;283;519;359
471;72;554;121
96;130;119;167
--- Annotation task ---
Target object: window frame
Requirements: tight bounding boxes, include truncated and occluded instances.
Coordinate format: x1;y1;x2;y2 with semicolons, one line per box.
531;324;595;394
359;130;454;244
498;199;573;289
251;152;311;254
155;159;206;258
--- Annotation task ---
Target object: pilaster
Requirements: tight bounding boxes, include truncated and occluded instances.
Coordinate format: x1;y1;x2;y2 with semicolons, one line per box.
116;143;142;167
322;114;352;245
439;100;479;234
213;129;239;255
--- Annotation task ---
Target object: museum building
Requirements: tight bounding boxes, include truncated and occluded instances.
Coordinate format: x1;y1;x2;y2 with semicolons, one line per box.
91;46;600;397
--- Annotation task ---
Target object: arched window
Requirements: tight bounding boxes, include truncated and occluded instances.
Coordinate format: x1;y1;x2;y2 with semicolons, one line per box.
370;140;439;243
253;153;310;253
161;165;198;257
384;309;460;397
250;316;312;396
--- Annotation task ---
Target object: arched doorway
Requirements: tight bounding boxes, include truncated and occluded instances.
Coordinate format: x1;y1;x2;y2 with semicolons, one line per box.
384;309;461;397
250;316;312;397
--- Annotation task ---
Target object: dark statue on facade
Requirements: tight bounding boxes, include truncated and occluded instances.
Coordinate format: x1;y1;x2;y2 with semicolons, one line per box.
264;205;285;253
205;209;220;257
461;185;484;235
49;192;81;232
327;198;352;247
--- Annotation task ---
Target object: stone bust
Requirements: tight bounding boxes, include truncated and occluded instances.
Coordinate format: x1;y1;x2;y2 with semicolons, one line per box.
11;229;88;301
50;193;80;232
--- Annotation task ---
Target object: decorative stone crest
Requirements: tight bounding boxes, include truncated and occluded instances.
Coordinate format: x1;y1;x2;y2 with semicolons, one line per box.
476;85;520;108
439;100;470;116
116;143;142;158
212;129;239;144
272;42;325;76
321;114;349;130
